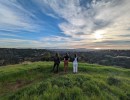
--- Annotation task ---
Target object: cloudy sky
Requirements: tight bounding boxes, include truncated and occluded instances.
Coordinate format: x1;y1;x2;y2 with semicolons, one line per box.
0;0;130;49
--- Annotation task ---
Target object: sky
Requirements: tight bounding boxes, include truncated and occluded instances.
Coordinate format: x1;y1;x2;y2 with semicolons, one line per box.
0;0;130;49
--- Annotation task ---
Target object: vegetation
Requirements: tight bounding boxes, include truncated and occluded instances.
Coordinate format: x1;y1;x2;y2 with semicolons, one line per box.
0;48;52;65
0;48;130;68
0;62;130;100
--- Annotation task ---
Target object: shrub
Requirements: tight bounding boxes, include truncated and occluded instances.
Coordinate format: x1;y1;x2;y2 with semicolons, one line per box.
107;77;121;86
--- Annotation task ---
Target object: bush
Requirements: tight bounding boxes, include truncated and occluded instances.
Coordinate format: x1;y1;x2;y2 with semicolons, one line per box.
107;77;121;86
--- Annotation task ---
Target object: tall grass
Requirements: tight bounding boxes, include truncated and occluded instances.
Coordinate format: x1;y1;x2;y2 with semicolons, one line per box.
0;61;130;100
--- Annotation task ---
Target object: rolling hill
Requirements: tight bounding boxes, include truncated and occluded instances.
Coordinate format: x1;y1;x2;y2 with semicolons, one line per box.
0;62;130;100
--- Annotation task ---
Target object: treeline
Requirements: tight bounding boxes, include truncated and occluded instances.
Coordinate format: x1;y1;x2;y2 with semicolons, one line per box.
0;48;53;66
55;50;130;68
76;50;130;68
0;48;130;68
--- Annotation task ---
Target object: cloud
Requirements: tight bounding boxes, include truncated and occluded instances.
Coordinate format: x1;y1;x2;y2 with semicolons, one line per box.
37;0;130;38
46;13;59;19
0;38;50;48
41;35;71;42
0;0;42;32
0;33;22;38
95;40;130;45
0;0;130;49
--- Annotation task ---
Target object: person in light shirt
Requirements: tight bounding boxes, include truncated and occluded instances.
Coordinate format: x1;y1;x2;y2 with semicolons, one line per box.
73;54;78;73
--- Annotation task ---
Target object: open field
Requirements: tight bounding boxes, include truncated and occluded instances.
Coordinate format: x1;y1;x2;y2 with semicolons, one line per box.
0;62;130;100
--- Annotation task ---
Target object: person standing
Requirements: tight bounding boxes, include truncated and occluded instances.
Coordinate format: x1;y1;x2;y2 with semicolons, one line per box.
64;53;69;73
73;54;78;73
52;53;60;73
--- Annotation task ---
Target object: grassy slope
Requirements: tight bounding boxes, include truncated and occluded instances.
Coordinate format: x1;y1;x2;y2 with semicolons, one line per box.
0;62;130;100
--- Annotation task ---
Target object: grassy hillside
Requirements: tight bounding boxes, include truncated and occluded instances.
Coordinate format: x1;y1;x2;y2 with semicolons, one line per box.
0;62;130;100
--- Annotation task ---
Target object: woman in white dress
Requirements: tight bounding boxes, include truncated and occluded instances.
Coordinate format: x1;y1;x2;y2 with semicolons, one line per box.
73;54;78;73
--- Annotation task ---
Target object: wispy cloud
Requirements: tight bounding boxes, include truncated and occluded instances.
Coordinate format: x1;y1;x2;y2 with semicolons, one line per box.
38;0;130;36
0;0;42;32
0;38;49;48
0;0;130;49
0;33;22;38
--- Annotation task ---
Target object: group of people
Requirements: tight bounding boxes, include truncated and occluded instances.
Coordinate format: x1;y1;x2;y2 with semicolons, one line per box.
52;53;78;73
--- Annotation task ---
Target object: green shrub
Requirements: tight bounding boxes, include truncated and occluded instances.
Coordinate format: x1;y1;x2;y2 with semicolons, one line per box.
107;77;121;86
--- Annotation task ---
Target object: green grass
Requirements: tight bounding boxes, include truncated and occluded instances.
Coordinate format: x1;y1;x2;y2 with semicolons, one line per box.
0;61;130;100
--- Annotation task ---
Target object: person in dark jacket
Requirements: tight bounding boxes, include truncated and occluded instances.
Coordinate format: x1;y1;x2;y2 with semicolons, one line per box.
52;53;60;73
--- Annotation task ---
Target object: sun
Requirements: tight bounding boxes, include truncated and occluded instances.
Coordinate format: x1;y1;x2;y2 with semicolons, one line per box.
95;33;103;39
94;48;101;50
94;30;104;39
